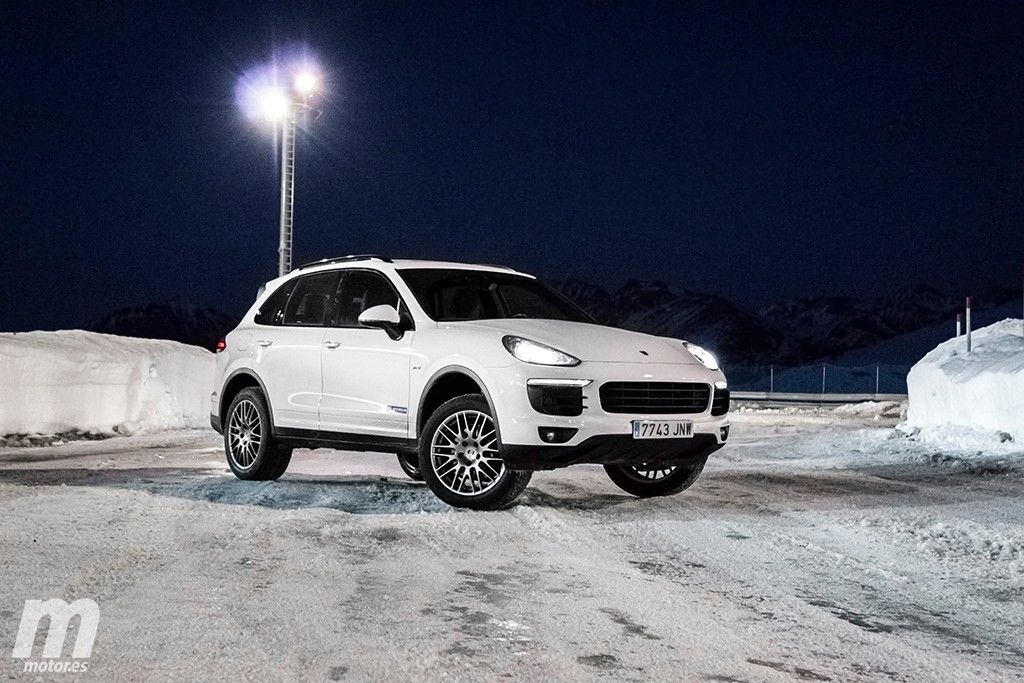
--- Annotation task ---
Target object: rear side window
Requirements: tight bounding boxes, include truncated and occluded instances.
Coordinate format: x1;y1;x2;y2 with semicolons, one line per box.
333;270;403;327
281;272;340;327
254;280;297;326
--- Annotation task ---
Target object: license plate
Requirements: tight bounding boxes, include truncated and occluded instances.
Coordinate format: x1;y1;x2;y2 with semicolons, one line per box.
631;420;693;439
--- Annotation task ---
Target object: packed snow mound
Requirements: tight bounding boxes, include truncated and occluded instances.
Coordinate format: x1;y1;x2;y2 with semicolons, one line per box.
0;330;215;435
907;319;1024;442
831;400;904;419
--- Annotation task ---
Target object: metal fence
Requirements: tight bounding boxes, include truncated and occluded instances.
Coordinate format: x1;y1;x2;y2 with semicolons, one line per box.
728;363;912;395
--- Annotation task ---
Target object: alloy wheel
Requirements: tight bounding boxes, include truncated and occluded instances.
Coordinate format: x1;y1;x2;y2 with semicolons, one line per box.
430;410;504;496
227;399;262;470
628;464;678;481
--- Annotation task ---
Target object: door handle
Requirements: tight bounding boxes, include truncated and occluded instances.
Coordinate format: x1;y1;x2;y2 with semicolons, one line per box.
323;340;341;349
256;340;273;347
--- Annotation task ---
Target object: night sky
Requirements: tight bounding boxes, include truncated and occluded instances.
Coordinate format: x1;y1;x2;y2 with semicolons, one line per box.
2;2;1021;332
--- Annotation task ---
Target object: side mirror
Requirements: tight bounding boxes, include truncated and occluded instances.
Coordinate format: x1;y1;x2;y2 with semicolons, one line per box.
358;304;407;339
358;304;401;326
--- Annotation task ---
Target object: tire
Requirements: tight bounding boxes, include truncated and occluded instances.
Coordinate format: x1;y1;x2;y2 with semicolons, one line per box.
397;450;423;481
604;458;707;498
224;387;292;481
418;394;532;510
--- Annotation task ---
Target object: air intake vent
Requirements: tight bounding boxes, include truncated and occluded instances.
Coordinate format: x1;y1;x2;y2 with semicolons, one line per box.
528;385;585;417
711;388;730;416
599;382;710;415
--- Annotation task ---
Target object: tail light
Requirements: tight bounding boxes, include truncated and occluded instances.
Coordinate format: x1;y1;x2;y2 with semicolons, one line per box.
215;338;226;352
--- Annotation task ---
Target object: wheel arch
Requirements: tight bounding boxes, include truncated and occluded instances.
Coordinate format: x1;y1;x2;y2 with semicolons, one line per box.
220;369;274;428
416;366;500;441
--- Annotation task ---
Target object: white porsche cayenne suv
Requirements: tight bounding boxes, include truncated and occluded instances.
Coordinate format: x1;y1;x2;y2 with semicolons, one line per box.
211;256;730;510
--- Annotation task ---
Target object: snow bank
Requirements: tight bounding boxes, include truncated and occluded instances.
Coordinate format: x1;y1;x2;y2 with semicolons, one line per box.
0;330;215;435
906;319;1024;442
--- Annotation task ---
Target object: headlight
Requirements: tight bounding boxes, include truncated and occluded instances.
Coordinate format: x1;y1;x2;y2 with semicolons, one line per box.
502;336;580;366
683;342;720;371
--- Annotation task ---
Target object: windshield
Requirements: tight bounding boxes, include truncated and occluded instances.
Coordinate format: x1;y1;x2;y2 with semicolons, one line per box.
398;269;596;323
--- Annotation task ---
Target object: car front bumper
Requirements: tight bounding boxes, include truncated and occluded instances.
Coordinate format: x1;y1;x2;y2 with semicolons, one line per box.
501;432;726;470
484;360;730;469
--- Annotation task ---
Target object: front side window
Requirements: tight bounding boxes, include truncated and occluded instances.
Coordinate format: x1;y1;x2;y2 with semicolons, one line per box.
333;270;403;327
398;269;595;323
281;272;340;326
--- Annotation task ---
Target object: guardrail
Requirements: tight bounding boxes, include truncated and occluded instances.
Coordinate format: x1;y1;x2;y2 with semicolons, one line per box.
732;391;907;405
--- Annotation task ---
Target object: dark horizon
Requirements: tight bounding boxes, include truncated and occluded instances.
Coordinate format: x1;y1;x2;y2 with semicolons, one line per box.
2;3;1022;332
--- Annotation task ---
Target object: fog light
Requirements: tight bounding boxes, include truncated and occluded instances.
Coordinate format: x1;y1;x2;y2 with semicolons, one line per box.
539;427;577;444
720;426;730;442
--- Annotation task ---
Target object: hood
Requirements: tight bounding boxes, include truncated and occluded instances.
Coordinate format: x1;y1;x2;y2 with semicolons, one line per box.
455;319;700;364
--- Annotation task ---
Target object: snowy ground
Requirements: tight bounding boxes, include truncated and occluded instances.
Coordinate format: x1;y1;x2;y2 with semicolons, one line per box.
1;407;1023;681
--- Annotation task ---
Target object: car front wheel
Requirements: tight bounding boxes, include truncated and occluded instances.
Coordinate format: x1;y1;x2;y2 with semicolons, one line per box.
604;458;707;497
418;394;531;510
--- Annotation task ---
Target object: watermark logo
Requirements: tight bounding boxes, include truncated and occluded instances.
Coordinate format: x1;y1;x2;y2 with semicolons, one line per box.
12;599;99;674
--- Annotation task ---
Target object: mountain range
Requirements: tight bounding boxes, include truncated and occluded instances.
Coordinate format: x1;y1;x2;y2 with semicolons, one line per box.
88;297;239;352
87;283;1017;365
555;279;1015;366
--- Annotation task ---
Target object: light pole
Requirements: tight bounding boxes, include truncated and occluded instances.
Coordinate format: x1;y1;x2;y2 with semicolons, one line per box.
277;103;297;277
274;71;318;277
243;66;319;277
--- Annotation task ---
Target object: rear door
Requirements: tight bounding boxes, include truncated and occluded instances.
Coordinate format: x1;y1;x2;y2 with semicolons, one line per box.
319;269;414;438
252;270;339;431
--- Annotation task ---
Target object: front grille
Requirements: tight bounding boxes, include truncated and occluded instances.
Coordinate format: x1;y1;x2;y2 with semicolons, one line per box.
599;382;710;414
711;388;730;416
528;385;585;417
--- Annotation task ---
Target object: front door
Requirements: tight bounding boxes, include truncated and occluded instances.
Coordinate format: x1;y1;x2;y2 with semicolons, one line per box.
319;269;414;438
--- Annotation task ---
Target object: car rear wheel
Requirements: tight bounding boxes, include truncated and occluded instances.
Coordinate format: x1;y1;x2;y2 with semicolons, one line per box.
396;450;423;480
419;394;531;510
604;458;707;497
225;387;292;481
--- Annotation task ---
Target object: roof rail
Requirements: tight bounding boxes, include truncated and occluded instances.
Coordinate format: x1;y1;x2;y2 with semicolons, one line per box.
294;254;393;271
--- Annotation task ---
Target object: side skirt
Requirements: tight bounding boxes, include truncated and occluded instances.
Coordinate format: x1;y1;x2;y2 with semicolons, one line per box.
274;427;417;455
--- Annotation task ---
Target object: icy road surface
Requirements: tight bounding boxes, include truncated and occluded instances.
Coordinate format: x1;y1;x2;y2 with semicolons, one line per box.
1;407;1023;681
